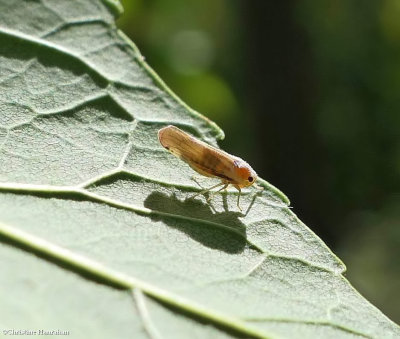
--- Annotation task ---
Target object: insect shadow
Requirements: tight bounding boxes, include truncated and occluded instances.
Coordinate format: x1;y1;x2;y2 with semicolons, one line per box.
144;191;248;254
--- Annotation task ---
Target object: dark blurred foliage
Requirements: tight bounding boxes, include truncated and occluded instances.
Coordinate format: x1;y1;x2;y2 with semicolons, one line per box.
118;0;400;323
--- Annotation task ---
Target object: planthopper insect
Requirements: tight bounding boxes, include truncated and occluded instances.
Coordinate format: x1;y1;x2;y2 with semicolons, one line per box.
158;125;260;211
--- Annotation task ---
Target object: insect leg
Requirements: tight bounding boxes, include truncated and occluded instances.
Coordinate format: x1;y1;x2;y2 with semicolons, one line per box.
190;176;203;188
235;186;242;212
206;183;229;202
192;182;226;198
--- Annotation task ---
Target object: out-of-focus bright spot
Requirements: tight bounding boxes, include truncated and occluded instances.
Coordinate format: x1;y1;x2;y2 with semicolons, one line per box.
175;72;238;122
168;30;214;75
380;0;400;43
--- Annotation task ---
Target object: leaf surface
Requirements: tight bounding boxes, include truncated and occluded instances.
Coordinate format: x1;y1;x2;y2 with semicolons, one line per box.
0;1;399;338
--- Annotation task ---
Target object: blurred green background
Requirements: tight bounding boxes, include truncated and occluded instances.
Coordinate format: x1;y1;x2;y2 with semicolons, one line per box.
117;0;400;323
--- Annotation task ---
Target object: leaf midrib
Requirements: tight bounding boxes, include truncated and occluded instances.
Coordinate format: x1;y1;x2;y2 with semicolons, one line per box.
0;221;274;339
0;220;375;339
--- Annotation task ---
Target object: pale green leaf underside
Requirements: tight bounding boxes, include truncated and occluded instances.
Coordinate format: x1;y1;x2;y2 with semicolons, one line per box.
0;1;398;338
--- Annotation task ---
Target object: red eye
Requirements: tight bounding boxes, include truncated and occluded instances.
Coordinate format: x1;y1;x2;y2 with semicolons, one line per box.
248;176;253;182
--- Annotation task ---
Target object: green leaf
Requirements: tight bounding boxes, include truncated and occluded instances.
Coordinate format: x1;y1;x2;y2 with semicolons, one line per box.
0;1;398;338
